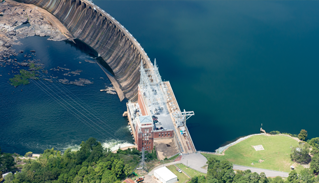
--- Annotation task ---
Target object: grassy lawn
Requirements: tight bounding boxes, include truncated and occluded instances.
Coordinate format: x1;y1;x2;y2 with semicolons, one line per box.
202;135;304;172
167;165;189;183
176;163;206;177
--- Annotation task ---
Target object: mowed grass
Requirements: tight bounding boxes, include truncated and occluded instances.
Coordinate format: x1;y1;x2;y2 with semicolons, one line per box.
202;135;302;172
176;163;206;177
167;165;189;183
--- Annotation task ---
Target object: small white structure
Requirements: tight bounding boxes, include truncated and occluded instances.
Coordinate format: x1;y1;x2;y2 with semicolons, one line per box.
154;167;178;183
253;145;264;151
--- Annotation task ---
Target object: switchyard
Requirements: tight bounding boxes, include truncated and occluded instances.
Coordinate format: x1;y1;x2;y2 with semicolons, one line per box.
126;59;196;155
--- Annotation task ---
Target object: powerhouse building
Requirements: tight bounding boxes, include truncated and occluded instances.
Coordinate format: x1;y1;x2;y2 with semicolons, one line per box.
127;60;195;152
127;60;175;151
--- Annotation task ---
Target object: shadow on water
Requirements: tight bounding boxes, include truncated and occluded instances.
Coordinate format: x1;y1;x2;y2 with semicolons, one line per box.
14;22;30;30
65;39;115;75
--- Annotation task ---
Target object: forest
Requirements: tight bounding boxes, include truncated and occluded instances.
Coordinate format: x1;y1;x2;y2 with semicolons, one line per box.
2;133;319;182
0;138;152;183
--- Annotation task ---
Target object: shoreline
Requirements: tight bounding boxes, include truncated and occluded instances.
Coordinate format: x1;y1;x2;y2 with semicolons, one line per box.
199;133;301;155
0;0;72;57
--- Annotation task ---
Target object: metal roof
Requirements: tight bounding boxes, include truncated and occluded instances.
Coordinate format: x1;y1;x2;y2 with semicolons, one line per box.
154;167;177;182
139;115;153;124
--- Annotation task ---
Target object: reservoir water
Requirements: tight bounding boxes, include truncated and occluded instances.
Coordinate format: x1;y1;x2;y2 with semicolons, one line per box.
1;1;319;154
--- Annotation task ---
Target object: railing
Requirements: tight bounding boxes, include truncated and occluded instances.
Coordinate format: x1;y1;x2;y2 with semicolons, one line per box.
184;124;196;152
197;150;219;155
173;130;184;153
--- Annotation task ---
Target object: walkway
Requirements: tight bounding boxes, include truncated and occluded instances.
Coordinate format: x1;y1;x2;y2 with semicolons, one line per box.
180;153;207;173
148;153;289;178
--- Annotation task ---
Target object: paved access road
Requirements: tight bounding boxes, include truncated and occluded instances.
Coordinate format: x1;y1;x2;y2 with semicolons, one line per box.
148;153;289;178
233;165;289;178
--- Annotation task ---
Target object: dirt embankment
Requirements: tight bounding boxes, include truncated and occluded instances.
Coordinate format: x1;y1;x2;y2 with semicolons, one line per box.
0;0;73;55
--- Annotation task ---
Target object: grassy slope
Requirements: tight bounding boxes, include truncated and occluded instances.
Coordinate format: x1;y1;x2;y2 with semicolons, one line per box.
176;163;206;177
202;135;304;172
167;165;189;183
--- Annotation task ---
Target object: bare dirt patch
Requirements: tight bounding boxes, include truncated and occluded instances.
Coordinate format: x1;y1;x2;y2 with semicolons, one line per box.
154;138;179;160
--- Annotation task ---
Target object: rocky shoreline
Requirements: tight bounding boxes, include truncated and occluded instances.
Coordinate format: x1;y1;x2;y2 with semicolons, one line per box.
0;0;73;59
0;1;101;87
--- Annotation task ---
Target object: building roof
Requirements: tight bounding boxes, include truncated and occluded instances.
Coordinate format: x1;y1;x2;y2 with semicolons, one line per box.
139;115;153;124
154;167;177;181
123;178;135;183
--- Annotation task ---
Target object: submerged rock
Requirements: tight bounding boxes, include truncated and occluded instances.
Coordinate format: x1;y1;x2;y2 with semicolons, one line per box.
84;59;96;64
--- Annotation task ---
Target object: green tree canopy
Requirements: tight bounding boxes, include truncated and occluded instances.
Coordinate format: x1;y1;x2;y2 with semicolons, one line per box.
7;138;140;183
287;170;298;182
310;155;319;175
290;143;311;164
298;129;308;141
299;168;315;183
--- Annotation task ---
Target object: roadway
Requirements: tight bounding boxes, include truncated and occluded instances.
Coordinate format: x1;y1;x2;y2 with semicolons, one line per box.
148;153;289;178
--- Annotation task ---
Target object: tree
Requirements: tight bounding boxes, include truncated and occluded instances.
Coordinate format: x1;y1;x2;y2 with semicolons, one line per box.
72;175;83;183
114;160;124;178
299;168;315;182
298;129;308;141
78;167;88;177
206;176;218;183
24;151;33;157
0;153;15;172
290;144;311;164
4;172;14;183
101;170;117;183
222;169;235;182
189;175;206;183
249;172;260;183
0;171;3;182
308;137;319;149
259;172;269;183
189;176;198;183
287;170;298;182
270;176;284;183
5;137;140;182
123;164;131;177
310;155;319;174
198;176;206;183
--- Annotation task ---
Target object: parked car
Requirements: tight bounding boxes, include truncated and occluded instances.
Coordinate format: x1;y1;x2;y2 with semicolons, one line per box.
136;177;144;182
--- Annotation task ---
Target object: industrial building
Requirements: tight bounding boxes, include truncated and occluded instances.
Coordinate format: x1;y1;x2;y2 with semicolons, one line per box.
154;167;178;183
126;60;196;153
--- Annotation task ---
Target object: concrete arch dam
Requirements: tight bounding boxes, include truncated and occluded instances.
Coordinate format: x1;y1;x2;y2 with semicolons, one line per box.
13;0;152;101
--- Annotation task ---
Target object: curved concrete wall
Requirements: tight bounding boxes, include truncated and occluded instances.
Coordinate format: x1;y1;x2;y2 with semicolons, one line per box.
14;0;152;101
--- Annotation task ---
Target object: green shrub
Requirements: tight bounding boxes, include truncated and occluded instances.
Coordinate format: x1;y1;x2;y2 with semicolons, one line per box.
269;131;280;135
24;151;33;157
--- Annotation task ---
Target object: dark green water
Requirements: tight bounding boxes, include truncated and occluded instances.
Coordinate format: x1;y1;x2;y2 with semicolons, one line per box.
0;37;132;154
94;1;319;150
1;1;319;154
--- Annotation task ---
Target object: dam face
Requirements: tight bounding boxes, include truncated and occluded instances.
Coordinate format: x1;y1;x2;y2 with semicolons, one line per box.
14;0;152;101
